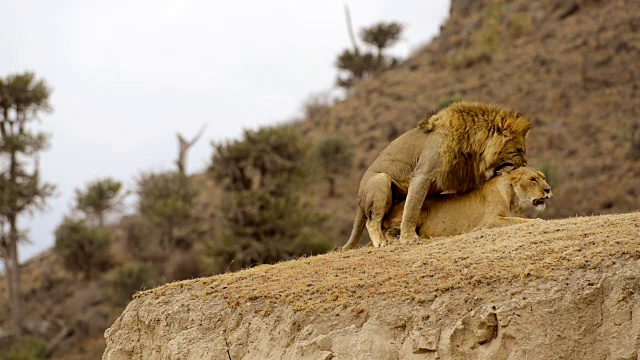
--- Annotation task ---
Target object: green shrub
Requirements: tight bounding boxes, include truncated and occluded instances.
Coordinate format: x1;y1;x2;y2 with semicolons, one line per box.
106;262;161;305
136;172;198;249
74;177;124;227
0;336;47;360
435;94;463;111
208;126;332;273
119;215;168;262
54;218;111;280
209;189;332;273
210;127;311;192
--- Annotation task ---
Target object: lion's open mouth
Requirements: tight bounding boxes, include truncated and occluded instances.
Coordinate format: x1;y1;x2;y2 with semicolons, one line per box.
532;198;546;207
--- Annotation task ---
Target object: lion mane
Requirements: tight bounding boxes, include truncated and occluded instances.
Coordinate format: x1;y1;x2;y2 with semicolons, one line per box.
418;102;531;193
382;166;552;240
343;101;531;250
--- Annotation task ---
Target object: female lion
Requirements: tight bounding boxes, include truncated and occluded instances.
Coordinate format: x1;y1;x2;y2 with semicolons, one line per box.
382;166;552;241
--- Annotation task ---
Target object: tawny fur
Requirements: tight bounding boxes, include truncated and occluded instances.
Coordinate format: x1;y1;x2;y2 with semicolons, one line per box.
343;102;531;250
382;167;552;240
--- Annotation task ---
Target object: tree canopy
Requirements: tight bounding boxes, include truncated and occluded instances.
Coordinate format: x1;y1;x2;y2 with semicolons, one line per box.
208;126;331;272
75;178;124;227
335;21;404;89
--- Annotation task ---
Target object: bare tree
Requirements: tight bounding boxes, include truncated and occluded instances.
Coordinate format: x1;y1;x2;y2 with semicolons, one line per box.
176;124;206;174
344;5;360;55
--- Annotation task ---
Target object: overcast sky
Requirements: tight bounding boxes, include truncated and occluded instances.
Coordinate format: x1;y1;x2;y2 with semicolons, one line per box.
1;0;450;262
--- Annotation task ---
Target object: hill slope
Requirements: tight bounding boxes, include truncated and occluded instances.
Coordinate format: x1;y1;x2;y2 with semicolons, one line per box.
103;212;640;359
298;0;639;242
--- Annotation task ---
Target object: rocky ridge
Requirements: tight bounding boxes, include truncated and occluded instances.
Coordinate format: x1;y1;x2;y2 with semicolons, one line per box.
103;212;640;359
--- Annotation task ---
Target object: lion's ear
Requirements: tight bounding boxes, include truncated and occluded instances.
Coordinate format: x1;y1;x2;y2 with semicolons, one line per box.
493;162;515;176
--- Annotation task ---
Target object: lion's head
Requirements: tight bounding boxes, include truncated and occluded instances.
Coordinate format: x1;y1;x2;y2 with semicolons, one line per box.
504;167;552;211
418;102;531;193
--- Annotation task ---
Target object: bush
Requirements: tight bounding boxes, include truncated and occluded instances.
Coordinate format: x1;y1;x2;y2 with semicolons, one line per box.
74;177;124;227
208;126;332;273
0;336;47;360
106;262;161;306
435;94;463;111
208;189;332;273
136;172;198;249
54;218;111;280
210;127;311;192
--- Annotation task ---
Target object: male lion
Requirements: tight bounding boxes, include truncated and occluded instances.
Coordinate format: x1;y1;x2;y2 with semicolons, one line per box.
342;102;531;250
382;166;552;240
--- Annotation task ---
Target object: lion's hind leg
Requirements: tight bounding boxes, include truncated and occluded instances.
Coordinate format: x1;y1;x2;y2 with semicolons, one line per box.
367;220;387;247
364;173;393;247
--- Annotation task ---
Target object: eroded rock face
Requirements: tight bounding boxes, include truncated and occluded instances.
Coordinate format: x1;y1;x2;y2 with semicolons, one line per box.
104;261;640;360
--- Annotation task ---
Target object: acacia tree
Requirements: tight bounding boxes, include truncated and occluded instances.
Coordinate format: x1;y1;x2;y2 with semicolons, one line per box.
0;72;55;335
74;178;124;227
359;22;403;61
336;14;404;89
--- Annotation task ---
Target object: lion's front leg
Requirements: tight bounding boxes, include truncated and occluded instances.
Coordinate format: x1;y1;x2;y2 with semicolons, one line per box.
398;174;432;244
486;216;543;229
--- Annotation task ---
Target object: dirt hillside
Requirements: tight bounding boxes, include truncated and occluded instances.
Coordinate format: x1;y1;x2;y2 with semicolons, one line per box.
103;212;640;359
298;0;639;243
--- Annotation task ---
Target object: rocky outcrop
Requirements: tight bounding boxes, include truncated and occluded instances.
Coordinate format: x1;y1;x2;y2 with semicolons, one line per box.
103;213;640;359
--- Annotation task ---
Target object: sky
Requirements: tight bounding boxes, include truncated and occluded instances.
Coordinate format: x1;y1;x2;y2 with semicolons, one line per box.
0;0;450;262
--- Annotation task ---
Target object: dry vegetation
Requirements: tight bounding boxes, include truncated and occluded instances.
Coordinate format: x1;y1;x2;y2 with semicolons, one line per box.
298;0;640;240
3;0;639;358
138;212;640;318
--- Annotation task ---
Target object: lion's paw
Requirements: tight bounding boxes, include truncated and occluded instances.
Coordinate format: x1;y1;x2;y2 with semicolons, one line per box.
373;239;389;248
398;233;422;245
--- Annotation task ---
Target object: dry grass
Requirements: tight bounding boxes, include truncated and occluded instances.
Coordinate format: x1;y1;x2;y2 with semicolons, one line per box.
138;212;640;315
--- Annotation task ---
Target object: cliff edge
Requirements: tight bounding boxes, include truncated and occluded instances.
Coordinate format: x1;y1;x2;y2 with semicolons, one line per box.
101;1;640;356
103;212;640;359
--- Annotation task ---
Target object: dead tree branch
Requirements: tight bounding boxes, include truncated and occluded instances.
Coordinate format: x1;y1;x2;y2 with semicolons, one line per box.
176;123;207;174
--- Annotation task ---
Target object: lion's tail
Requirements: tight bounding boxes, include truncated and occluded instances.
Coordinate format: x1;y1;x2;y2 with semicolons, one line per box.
342;207;366;250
